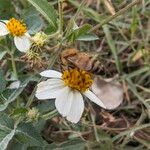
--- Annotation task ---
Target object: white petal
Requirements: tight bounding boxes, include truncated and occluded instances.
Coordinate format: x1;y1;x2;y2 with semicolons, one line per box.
35;79;65;100
14;34;31;52
67;91;84;123
55;86;72;117
84;90;106;109
36;79;63;92
40;70;62;78
0;22;9;36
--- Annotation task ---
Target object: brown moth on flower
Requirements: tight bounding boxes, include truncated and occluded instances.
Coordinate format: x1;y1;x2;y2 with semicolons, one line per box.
60;48;124;110
35;48;123;123
35;69;106;123
60;48;103;74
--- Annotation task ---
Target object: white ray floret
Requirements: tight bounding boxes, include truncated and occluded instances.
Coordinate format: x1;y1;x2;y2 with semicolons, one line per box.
36;70;106;123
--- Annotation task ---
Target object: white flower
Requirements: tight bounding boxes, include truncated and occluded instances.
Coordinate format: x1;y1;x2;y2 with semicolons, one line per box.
0;18;31;52
35;69;106;123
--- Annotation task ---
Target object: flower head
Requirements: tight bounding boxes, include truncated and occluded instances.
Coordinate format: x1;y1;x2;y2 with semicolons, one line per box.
62;68;93;92
26;107;39;122
21;50;47;69
32;32;48;47
0;18;31;52
35;69;106;123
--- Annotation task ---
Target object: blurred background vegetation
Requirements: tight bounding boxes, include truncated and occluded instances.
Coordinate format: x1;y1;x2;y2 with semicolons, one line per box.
0;0;150;149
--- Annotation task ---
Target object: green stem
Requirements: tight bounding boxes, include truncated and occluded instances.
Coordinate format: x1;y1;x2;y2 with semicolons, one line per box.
58;0;64;33
11;52;21;107
11;53;18;79
42;109;58;120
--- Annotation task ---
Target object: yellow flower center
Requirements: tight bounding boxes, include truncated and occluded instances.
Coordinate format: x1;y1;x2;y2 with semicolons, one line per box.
6;18;27;36
62;68;93;92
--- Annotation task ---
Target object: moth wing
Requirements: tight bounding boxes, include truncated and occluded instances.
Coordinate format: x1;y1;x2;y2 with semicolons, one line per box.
92;76;123;110
68;53;92;71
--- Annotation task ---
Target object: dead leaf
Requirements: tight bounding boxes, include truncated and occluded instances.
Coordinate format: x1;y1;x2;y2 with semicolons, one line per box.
91;76;123;110
103;0;116;15
131;49;149;62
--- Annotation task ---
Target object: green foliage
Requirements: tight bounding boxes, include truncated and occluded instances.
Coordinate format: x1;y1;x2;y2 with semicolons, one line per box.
0;114;15;150
0;69;6;93
0;0;149;149
16;123;44;146
67;23;99;42
22;7;44;34
27;0;58;30
0;51;7;60
0;0;15;18
0;77;32;111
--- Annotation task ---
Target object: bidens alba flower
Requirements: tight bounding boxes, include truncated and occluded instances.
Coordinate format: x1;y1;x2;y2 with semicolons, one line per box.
0;18;31;52
35;69;106;123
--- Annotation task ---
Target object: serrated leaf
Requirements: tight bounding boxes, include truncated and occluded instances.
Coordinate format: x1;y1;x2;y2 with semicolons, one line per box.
0;69;6;93
27;0;57;30
16;123;44;146
0;114;15;150
0;77;32;111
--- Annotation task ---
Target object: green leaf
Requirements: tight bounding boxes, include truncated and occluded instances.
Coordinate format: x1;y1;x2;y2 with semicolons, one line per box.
59;139;86;150
27;0;58;30
36;100;55;113
0;77;32;111
0;69;6;93
0;114;15;150
16;123;44;147
22;7;43;34
76;34;99;41
74;24;92;37
67;24;92;42
0;51;7;60
103;25;122;74
0;129;16;150
11;107;28;117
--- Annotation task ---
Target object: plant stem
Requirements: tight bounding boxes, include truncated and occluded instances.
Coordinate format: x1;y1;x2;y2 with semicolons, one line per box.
90;0;142;32
58;0;64;33
42;109;58;120
11;52;18;79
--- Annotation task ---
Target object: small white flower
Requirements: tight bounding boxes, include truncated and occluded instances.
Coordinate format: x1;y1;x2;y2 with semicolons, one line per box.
0;18;31;52
35;69;106;123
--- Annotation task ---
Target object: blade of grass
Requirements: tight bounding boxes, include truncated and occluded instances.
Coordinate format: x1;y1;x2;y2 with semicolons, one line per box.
126;78;150;111
122;66;150;79
103;25;122;74
90;0;142;32
112;123;150;142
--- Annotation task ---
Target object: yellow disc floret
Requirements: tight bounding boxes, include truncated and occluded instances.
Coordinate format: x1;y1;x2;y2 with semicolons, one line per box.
6;18;27;36
62;68;93;92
